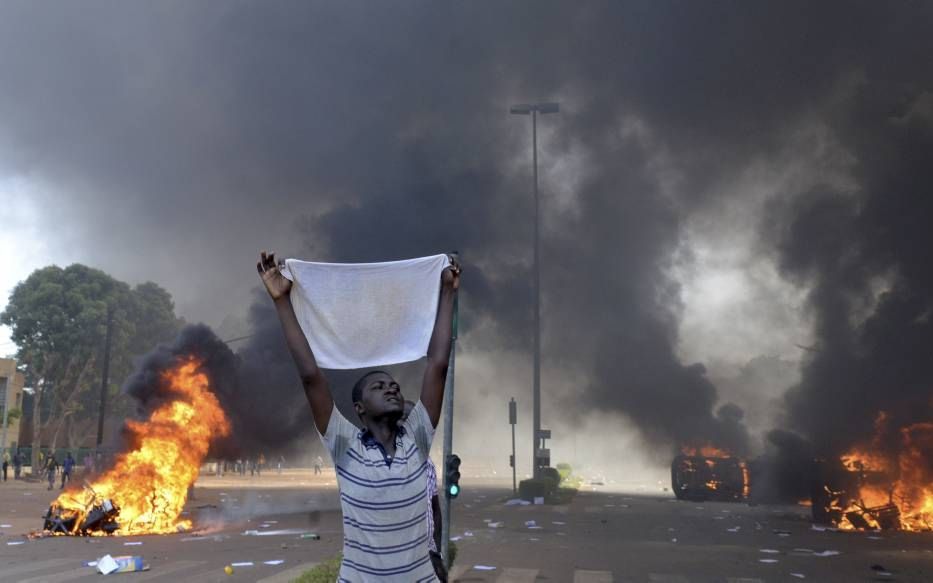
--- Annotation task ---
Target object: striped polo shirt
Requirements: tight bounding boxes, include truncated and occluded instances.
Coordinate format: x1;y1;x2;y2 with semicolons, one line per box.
321;401;438;582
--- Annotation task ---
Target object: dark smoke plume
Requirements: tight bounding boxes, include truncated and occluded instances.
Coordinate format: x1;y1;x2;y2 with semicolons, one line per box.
7;2;932;462
122;322;320;459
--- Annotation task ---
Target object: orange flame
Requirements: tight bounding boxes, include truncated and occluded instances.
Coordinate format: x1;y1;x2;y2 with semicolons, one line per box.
831;419;933;532
681;444;732;458
51;358;229;535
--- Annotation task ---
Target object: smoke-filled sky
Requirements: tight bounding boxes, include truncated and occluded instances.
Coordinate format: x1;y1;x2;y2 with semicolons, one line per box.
1;2;931;475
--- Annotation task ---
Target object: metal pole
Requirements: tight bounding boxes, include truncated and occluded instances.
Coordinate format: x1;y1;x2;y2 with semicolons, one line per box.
440;253;460;568
510;398;517;495
95;305;114;448
532;110;541;480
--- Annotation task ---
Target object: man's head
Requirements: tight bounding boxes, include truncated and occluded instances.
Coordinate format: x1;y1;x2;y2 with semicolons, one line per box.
352;370;405;423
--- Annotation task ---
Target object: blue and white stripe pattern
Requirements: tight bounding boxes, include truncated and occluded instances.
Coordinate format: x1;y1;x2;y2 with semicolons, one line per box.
322;402;438;582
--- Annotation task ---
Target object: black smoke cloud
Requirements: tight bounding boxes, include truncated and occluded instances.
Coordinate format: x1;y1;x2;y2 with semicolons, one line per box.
121;323;311;458
3;2;932;459
770;86;933;457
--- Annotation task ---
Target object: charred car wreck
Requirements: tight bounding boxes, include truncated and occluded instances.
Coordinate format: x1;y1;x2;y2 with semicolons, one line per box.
671;454;749;502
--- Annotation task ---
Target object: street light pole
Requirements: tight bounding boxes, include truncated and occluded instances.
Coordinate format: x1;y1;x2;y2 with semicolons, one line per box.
510;102;558;480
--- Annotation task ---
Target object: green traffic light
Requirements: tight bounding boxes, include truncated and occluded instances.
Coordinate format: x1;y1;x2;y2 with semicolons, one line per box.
449;484;460;497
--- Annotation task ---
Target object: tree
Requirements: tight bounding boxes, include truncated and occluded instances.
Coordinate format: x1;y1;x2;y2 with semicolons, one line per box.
1;265;182;467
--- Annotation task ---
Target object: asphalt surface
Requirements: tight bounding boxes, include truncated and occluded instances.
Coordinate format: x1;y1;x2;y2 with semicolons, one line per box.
0;471;931;582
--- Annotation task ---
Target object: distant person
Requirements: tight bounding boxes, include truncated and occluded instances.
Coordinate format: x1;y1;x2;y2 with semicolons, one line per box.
13;450;23;479
45;454;58;490
313;455;323;475
61;453;75;488
2;450;9;481
257;250;458;581
277;455;285;475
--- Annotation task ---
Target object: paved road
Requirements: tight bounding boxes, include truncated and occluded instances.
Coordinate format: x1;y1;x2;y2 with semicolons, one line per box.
1;472;931;582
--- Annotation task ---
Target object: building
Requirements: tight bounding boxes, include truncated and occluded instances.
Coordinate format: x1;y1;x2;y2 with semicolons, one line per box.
0;357;25;453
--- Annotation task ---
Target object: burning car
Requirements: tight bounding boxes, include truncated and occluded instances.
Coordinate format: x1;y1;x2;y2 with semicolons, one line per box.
671;446;749;502
810;417;933;531
40;358;229;537
43;489;121;535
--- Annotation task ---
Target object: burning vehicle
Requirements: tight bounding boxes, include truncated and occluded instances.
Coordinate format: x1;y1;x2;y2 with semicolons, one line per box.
41;358;229;536
671;446;749;502
810;418;933;531
44;491;120;535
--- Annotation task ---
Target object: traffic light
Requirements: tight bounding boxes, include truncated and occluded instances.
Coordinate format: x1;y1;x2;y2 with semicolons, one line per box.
445;454;461;498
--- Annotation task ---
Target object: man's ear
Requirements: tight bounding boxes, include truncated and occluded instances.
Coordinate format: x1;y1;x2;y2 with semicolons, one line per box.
353;401;364;417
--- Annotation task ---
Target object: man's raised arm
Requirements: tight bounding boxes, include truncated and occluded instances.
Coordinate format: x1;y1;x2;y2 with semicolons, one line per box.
257;251;334;434
420;257;461;428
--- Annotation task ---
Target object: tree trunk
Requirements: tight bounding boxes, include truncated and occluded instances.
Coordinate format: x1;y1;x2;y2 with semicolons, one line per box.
30;379;42;474
48;358;93;453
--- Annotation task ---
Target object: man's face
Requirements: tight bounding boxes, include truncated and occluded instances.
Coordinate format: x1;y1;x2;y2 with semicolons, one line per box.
356;372;404;419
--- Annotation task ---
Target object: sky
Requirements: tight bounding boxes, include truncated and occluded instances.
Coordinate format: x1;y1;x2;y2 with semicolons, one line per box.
1;2;930;476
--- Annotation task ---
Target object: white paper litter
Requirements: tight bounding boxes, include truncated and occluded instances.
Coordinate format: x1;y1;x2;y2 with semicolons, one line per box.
488;522;503;528
552;521;566;525
760;549;780;554
474;565;496;571
524;520;537;527
759;559;779;563
450;536;463;542
505;499;530;506
6;541;25;546
97;555;119;575
123;541;142;546
790;574;806;579
231;562;254;567
263;560;285;565
727;527;741;532
0;524;11;527
533;497;544;505
812;550;840;557
85;561;99;567
464;531;474;537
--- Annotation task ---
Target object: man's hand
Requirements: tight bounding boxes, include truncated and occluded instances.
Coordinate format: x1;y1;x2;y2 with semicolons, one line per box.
442;255;461;291
257;251;291;301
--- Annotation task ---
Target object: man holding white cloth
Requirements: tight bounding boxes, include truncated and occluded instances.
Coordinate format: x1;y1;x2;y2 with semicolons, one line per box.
257;251;459;582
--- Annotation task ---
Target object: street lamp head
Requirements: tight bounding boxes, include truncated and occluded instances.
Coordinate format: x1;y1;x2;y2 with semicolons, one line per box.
510;104;533;115
537;102;560;114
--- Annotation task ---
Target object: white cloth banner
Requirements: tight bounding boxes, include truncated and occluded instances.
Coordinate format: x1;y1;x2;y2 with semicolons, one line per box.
280;254;451;369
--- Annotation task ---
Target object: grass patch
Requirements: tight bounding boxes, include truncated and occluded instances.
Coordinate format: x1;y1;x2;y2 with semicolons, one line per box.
291;553;342;583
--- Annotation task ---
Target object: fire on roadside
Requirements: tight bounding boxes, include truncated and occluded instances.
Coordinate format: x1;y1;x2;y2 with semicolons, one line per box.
43;358;229;536
814;413;933;532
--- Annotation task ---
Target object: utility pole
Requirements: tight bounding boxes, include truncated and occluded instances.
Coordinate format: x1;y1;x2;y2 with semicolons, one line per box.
509;397;517;494
440;252;460;568
510;102;559;478
95;305;114;449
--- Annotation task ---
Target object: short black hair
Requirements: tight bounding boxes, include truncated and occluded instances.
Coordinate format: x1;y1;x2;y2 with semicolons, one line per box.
352;370;390;404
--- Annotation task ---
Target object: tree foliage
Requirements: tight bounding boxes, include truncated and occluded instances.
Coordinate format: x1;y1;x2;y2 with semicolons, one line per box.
0;264;182;462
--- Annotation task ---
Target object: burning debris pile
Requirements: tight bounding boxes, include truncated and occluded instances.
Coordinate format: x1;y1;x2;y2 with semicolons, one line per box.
43;358;230;536
811;415;933;532
671;445;750;502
